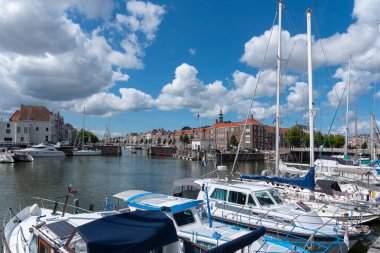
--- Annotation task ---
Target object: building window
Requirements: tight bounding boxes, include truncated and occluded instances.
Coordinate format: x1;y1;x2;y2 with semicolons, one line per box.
21;137;24;142
24;127;28;133
6;123;10;128
45;136;48;142
36;127;39;131
46;127;49;132
6;129;11;134
17;127;21;133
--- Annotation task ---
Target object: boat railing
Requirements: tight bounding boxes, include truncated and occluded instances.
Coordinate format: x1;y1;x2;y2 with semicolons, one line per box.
2;227;12;253
32;197;93;214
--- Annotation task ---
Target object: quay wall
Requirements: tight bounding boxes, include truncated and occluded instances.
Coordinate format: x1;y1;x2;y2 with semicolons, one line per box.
148;146;177;156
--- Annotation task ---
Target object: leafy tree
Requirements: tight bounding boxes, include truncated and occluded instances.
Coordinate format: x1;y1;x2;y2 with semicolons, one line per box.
77;129;99;144
184;134;190;144
172;139;176;145
314;131;324;149
144;139;148;145
157;137;161;144
331;135;345;148
163;139;167;145
285;126;305;148
230;135;238;147
181;126;191;130
361;142;368;149
148;139;152;144
139;138;143;143
168;139;172;145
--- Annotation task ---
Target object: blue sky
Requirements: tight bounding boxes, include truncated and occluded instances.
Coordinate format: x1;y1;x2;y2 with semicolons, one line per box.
0;0;379;137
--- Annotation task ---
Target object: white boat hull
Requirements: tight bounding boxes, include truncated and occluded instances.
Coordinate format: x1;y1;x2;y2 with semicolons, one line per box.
73;150;101;156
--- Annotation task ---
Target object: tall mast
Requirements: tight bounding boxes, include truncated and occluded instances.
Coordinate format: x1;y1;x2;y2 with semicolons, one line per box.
307;8;314;168
82;107;85;145
370;113;375;161
354;104;358;160
344;56;351;156
275;1;283;176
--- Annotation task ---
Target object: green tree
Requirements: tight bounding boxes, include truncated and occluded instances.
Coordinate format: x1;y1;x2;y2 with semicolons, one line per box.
157;137;161;144
181;126;191;130
285;126;305;147
163;139;167;145
144;139;148;145
361;142;368;149
230;135;238;147
172;139;176;145
168;139;172;145
314;131;324;149
78;129;99;144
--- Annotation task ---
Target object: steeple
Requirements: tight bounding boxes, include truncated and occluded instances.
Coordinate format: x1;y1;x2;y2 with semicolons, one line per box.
218;109;224;123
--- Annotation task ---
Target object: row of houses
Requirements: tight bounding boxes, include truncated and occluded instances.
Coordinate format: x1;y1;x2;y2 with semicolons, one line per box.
0;105;77;145
123;111;289;151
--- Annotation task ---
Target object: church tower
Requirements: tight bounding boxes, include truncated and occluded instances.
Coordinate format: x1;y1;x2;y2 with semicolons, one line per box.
218;109;224;123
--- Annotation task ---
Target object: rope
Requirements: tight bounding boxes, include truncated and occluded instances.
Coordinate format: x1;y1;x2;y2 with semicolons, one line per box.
231;9;279;175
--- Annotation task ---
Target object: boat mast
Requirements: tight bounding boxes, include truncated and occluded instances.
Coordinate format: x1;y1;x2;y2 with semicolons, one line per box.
370;113;375;161
307;8;314;168
354;104;358;160
275;0;283;176
82;107;85;145
344;56;351;157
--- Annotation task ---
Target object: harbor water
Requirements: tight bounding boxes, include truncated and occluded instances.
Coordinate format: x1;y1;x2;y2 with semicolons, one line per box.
0;149;375;252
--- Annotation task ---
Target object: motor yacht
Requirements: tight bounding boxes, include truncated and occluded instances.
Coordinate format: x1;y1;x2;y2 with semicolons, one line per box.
192;167;369;240
19;143;65;157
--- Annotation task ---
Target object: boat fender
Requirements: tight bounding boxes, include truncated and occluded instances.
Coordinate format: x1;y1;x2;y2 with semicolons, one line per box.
30;204;40;216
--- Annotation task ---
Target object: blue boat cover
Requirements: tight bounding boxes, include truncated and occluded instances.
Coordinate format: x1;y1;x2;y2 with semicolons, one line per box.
241;168;315;191
76;210;178;253
206;227;266;253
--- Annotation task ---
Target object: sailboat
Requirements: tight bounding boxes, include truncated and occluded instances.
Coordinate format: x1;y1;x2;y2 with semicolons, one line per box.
73;107;101;156
239;7;380;225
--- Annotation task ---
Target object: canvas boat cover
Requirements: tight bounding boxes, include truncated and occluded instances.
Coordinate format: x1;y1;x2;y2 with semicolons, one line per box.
241;168;315;191
76;210;178;253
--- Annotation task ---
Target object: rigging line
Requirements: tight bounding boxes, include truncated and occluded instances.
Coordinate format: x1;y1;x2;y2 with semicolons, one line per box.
231;9;279;176
261;10;303;124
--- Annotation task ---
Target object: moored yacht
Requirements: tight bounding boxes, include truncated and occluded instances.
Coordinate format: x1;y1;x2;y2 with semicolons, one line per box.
193;167;369;240
73;146;101;156
2;204;181;253
113;190;312;253
0;152;14;163
19;143;65;157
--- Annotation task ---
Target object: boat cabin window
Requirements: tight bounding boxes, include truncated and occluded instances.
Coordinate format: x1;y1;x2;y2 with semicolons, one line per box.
255;192;275;206
196;206;208;224
38;237;51;253
228;191;246;205
248;195;256;206
173;209;196;227
269;190;283;204
210;188;227;201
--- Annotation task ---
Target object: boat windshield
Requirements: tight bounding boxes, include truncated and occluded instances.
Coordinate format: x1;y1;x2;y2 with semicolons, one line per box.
196;206;208;224
173;209;196;227
255;192;275;206
269;190;283;204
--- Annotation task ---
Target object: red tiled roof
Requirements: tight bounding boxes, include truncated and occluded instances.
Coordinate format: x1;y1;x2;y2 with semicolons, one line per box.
240;118;262;126
9;110;20;122
11;105;51;122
